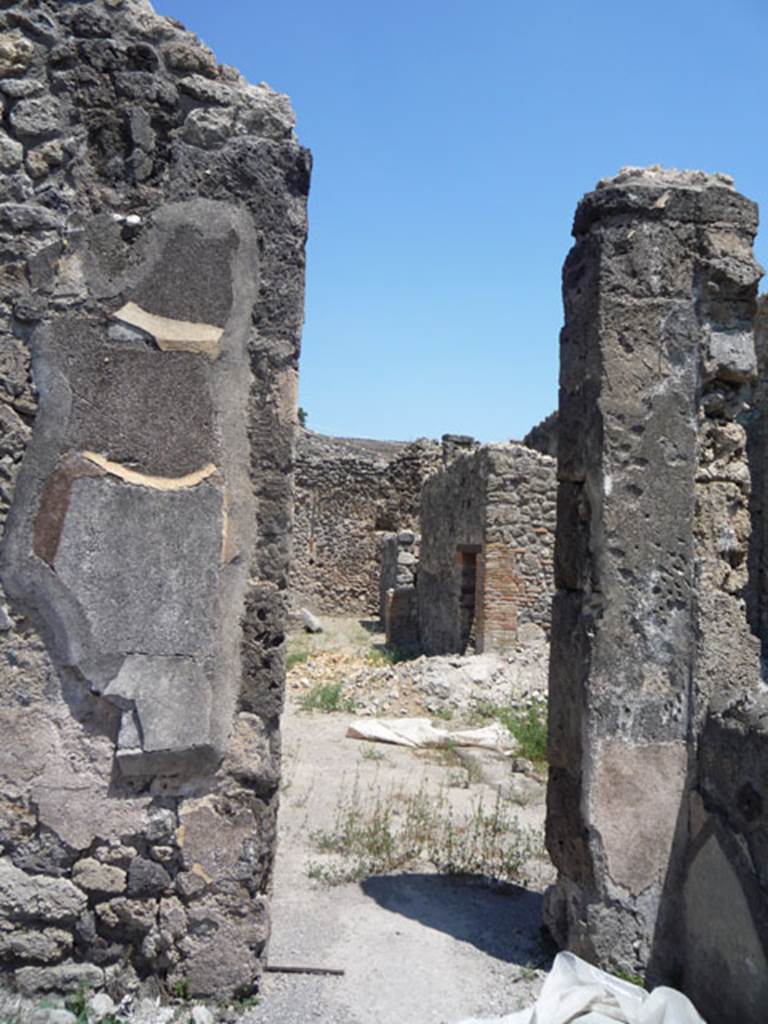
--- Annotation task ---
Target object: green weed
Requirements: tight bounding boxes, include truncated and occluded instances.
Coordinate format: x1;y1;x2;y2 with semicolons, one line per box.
298;681;355;713
366;644;413;667
613;968;646;988
64;988;89;1024
172;978;190;1001
286;649;310;670
360;744;385;761
307;777;541;885
472;700;548;765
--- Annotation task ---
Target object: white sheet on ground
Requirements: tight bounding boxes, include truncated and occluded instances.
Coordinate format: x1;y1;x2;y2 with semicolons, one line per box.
346;717;515;752
456;952;706;1024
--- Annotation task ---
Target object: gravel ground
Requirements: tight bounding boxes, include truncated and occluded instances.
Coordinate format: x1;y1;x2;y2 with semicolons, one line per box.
240;616;555;1024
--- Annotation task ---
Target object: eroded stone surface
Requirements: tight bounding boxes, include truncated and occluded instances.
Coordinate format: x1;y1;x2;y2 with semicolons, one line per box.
0;0;307;997
52;474;222;660
0;860;86;924
545;168;768;1022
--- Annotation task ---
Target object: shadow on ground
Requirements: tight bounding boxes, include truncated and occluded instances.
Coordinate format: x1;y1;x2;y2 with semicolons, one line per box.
361;873;555;966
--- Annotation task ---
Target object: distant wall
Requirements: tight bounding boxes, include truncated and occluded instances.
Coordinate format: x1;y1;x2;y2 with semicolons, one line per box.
418;444;555;655
291;430;440;615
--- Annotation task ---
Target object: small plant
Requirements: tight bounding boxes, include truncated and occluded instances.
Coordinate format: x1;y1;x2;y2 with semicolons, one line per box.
366;644;413;667
471;700;548;765
307;777;541;885
298;681;355;713
220;990;260;1011
172;978;190;1001
360;744;385;761
502;705;548;765
432;707;454;721
65;987;89;1024
286;649;310;670
613;968;646;987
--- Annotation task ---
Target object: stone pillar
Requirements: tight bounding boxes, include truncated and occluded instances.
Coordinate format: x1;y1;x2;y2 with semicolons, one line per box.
0;0;309;1000
545;168;762;983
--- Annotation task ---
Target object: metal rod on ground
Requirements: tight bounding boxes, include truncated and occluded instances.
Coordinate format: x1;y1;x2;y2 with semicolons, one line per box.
265;965;346;977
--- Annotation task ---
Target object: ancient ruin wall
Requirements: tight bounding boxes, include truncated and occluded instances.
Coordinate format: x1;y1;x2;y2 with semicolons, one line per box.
418;443;555;655
291;429;440;615
379;531;420;647
0;0;309;999
545;168;767;1023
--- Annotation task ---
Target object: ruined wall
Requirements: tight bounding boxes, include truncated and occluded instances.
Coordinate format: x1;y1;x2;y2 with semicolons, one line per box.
418;443;555;656
291;429;440;615
545;167;767;1023
379;530;420;647
0;0;309;1000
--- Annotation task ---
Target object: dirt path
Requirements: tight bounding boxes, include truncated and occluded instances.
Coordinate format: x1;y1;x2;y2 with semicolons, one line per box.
242;618;554;1024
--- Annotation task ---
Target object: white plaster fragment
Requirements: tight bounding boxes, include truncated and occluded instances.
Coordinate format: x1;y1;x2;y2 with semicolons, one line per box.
81;452;217;491
112;301;223;359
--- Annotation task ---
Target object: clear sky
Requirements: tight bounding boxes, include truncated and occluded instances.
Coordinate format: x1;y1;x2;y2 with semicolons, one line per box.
157;0;768;443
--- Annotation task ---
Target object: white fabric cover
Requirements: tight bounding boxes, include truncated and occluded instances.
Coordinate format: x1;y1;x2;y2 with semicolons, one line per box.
346;717;514;752
457;952;706;1024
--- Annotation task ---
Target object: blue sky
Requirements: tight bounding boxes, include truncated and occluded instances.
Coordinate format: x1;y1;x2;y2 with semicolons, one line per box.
157;0;768;443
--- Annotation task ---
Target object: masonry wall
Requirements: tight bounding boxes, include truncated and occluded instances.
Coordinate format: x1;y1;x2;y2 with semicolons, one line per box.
418;444;555;656
544;167;767;1024
291;429;440;615
379;531;420;646
0;0;308;1000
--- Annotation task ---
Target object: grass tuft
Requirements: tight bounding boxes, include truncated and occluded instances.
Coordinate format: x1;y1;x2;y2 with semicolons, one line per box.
307;777;541;885
286;649;310;670
298;681;356;713
472;701;548;765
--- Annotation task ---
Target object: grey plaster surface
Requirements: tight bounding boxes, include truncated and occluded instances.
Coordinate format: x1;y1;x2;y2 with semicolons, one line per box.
105;654;213;775
53;475;222;658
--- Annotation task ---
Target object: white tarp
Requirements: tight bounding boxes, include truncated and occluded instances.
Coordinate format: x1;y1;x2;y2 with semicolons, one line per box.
346;717;515;752
457;952;706;1024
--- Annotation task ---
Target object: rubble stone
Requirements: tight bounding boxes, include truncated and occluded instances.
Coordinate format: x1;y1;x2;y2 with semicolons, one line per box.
0;860;86;924
71;858;126;896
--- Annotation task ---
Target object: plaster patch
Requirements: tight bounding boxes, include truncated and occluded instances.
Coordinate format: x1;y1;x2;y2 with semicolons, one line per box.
81;452;217;491
591;739;687;895
112;301;223;359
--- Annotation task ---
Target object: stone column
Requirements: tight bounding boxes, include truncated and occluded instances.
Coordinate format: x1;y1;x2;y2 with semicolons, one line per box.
545;168;762;981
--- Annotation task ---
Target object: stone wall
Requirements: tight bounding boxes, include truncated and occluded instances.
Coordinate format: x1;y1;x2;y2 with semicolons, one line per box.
0;0;308;1000
545;167;767;1023
379;530;420;646
291;429;440;615
418;443;556;655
